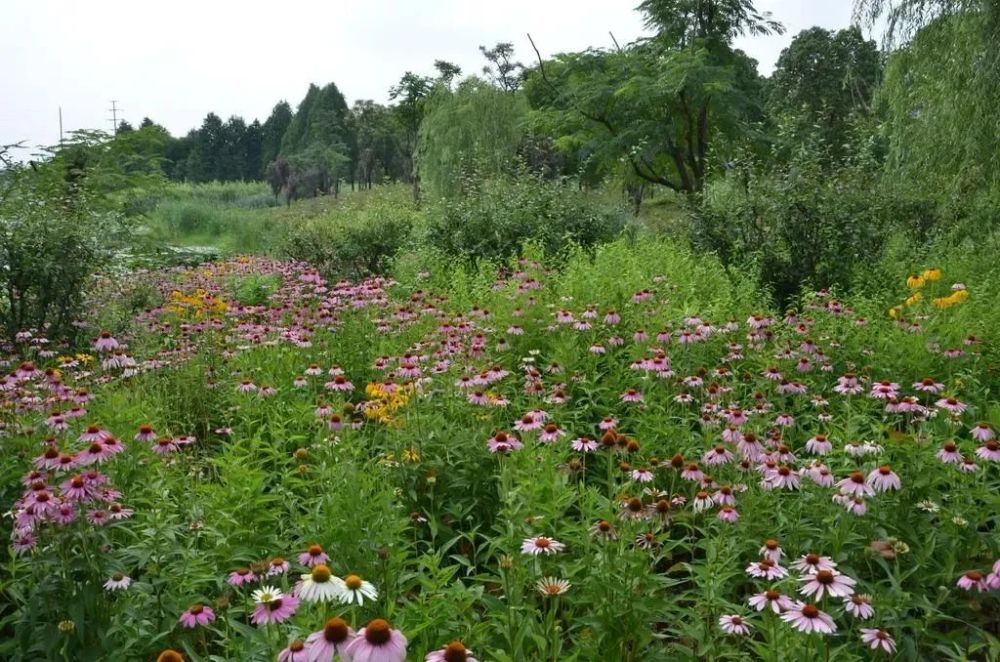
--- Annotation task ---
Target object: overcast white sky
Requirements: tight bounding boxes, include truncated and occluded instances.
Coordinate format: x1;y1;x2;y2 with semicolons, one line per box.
1;0;855;152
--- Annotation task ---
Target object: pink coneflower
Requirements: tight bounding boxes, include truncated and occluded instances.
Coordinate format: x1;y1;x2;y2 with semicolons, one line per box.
703;445;735;466
538;423;566;444
780;602;836;634
178;604;215;628
513;414;542;432
680;463;704;482
78;424;109;444
774;412;795;427
134;424;156;442
250;587;300;624
151;437;179;455
267;557;290;576
488;431;523;454
631;467;654;482
94;331;120;352
866;465;901;492
759;539;783;563
599;416;618;430
426;641;478;662
103;573;131;591
766;465;801;491
834;374;863;396
61;475;93;501
844;594;874;619
935;397;967;414
237;380;257;394
620;388;644;403
306;617;356;662
521;536;565;555
324;374;354;392
792;554;837;575
227;567;257;586
86;509;110;526
959;456;979;472
988;561;1000;590
719;614;752;635
975;440;1000;462
603;310;620;325
749;588;794;613
836;471;874;498
957;570;987;591
571;437;599;453
52;502;78;525
869;381;900;400
590;519;618;540
971;422;994;441
860;629;896;653
799;569;856;600
107;503;133;520
913;378;944;393
343;619;407;662
805;434;832;455
692;491;714;512
717;506;740;522
278;640;310;662
299;544;330;567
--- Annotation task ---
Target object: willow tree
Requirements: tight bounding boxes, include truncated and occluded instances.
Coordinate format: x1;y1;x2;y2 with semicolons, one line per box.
417;77;528;199
855;0;1000;200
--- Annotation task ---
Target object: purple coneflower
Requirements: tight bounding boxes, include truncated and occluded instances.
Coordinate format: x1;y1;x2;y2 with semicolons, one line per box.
719;614;752;635
521;536;564;555
866;465;901;492
342;619;407;662
250;586;300;624
792;553;837;575
306;617;356;662
277;640;310;662
780;602;836;634
749;588;794;613
426;641;478;662
103;573;131;591
799;569;855;600
227;567;257;586
860;629;896;653
844;594;874;619
178;604;215;628
957;570;987;591
299;543;330;567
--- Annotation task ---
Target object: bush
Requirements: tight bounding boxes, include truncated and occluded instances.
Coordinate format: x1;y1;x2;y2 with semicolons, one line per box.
280;189;418;278
0;156;127;342
425;173;629;263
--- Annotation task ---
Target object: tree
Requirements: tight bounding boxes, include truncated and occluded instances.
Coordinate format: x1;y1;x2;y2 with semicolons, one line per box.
433;60;463;88
389;72;434;199
768;27;881;161
480;42;525;92
526;0;778;194
854;0;999;200
261;101;292;171
418;77;528;198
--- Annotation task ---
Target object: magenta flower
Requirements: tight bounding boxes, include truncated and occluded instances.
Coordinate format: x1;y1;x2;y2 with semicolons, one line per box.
957;570;987;591
971;422;995;442
748;589;794;613
250;588;299;625
298;544;330;567
860;628;896;653
227;567;257;586
844;594;875;619
866;465;901;492
306;617;356;662
277;640;310;662
780;602;836;634
521;536;565;555
799;569;856;600
179;604;215;628
426;642;479;662
342;619;407;662
718;614;752;635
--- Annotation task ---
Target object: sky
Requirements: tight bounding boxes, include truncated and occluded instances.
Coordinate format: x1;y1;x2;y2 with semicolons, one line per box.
1;0;855;153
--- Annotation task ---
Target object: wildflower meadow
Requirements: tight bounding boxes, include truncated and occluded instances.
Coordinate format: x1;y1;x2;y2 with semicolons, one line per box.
2;239;998;661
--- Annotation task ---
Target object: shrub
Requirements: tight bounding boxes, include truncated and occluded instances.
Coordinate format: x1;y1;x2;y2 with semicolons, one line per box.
425;173;629;263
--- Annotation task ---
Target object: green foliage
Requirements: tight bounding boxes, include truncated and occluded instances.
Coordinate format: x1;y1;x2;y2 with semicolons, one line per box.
417;78;528;199
280;186;419;278
0;144;131;341
425;172;629;263
768;26;881;161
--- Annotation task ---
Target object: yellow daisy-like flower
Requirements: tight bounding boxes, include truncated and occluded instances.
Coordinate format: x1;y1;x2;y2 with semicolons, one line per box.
401;448;420;463
921;268;942;281
906;274;925;289
905;292;922;306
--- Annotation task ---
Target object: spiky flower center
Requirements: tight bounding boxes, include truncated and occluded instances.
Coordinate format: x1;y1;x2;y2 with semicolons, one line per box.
311;564;332;583
344;574;363;590
443;642;469;662
802;604;820;618
364;619;392;645
324;617;350;642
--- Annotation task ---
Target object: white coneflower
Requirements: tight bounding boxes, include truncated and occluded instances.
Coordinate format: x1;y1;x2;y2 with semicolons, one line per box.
297;564;344;603
535;577;571;597
339;574;378;606
251;585;283;604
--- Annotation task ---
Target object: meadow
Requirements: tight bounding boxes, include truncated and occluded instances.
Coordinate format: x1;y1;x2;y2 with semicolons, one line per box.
2;182;998;660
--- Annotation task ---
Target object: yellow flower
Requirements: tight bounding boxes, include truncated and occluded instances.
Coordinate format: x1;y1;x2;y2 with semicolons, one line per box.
905;292;922;306
888;306;902;318
932;296;953;309
906;274;925;289
951;289;969;303
401;448;421;463
921;268;942;281
75;353;94;364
